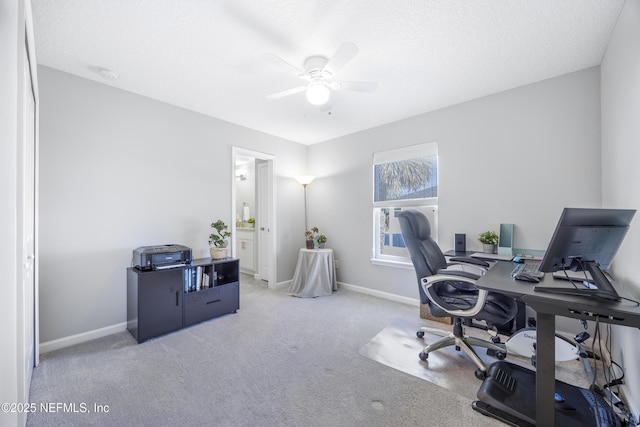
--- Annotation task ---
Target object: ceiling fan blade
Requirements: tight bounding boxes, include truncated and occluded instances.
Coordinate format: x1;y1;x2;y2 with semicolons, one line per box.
266;86;307;99
263;53;308;80
323;42;359;76
332;80;377;92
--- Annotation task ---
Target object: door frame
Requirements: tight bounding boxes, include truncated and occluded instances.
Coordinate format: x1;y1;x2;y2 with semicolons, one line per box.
231;147;277;288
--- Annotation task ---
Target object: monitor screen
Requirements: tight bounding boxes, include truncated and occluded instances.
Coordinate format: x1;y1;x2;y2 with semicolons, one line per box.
539;208;636;273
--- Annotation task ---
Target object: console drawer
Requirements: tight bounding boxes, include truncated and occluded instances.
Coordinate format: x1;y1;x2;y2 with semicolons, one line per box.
184;282;239;326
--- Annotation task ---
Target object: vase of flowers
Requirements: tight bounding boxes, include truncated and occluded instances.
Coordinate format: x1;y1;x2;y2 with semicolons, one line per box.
305;226;318;249
478;230;498;254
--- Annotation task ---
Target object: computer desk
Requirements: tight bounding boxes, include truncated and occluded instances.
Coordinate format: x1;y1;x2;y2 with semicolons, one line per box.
476;260;640;426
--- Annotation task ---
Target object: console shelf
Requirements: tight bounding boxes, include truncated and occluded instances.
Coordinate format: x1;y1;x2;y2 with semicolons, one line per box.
127;257;239;343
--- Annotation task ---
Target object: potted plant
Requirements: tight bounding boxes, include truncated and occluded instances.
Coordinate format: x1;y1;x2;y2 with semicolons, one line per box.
317;234;327;249
305;226;318;249
247;217;255;228
209;219;232;259
479;230;499;254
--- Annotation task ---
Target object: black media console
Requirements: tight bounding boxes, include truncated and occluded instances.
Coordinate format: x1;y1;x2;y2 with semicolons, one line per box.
127;257;240;343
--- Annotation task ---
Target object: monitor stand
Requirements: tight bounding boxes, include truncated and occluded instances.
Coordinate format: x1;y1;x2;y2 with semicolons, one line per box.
534;262;621;302
473;361;622;427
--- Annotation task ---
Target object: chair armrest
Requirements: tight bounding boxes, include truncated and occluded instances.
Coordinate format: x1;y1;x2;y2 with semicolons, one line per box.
420;274;488;318
435;269;480;281
445;261;488;276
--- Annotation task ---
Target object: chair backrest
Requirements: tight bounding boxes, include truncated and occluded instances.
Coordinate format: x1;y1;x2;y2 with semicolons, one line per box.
397;209;447;304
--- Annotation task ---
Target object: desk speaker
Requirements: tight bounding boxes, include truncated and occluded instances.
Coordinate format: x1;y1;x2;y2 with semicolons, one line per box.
455;234;466;253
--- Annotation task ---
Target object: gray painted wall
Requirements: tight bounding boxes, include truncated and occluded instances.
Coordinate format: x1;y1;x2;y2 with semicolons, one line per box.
308;67;602;302
37;66;307;343
601;0;640;416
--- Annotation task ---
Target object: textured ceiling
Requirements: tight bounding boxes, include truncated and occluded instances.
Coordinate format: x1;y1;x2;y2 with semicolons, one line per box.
31;0;625;145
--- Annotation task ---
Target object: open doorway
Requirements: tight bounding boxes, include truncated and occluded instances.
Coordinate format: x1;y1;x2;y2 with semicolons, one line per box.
231;147;277;289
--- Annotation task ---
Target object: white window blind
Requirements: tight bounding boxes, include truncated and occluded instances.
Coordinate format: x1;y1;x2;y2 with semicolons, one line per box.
373;142;438;207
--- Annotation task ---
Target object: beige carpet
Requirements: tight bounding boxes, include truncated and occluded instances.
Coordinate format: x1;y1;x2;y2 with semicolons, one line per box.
358;317;592;402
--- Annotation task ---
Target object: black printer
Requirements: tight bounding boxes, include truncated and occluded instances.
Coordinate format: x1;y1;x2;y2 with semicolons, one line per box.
132;244;192;271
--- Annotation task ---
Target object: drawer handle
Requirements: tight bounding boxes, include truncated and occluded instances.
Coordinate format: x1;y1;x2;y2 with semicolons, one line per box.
206;299;221;305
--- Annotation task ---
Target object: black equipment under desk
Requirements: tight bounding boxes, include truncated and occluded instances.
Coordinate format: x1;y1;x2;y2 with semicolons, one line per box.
476;260;640;426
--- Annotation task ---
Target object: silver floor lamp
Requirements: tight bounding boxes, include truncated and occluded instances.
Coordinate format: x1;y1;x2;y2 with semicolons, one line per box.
295;175;315;232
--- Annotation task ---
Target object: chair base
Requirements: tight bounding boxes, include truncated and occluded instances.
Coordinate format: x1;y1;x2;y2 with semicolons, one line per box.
417;318;507;379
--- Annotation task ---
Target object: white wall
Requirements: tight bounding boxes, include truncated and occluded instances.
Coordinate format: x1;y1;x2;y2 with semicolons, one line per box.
37;66;307;345
309;68;601;301
601;0;640;417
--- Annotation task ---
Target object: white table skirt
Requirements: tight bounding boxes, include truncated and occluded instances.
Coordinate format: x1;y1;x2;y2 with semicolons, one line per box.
288;248;337;297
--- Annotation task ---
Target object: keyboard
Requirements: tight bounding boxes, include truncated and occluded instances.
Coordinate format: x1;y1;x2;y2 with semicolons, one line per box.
511;261;544;279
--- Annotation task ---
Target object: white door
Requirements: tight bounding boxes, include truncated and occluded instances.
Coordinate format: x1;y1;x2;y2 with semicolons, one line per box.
21;41;37;394
257;161;270;281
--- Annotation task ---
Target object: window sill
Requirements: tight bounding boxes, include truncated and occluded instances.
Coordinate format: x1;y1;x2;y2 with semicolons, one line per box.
370;258;414;270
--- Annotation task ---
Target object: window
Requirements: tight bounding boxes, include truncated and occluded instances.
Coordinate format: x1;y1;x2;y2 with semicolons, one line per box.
372;142;438;265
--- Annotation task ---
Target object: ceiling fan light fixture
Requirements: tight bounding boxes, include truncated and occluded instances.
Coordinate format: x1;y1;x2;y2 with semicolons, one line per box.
265;42;375;105
306;81;330;105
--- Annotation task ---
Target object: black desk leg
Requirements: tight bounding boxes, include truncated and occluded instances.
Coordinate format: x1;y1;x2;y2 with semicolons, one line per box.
536;312;556;426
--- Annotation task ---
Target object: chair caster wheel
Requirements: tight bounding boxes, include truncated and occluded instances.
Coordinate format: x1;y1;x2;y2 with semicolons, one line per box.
496;351;506;360
475;369;487;380
416;331;425;339
490;336;501;344
419;352;429;361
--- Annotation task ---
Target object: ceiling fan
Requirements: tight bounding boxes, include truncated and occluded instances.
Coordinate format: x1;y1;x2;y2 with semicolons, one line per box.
264;42;377;106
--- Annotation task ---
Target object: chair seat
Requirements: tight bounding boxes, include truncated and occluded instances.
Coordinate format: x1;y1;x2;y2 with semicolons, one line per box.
429;281;517;328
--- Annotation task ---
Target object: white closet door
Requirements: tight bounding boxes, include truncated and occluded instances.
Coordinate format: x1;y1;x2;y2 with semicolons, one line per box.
21;39;37;394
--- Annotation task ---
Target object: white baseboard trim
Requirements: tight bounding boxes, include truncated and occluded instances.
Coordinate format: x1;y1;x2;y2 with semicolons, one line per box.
39;322;127;354
338;281;420;307
276;280;291;289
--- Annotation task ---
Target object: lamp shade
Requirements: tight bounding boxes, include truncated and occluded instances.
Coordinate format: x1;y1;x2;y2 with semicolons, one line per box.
295;175;315;185
306;81;330;105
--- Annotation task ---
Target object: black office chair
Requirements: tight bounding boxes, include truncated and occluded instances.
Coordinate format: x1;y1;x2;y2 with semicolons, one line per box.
397;209;517;379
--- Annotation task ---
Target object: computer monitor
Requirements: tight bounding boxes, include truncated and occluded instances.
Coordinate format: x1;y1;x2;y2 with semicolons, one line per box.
536;208;636;301
539;208;636;272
